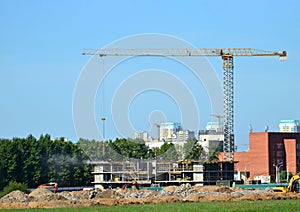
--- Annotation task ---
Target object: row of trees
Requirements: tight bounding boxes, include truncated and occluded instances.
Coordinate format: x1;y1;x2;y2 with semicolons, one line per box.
0;134;92;190
78;138;180;162
77;137;220;162
0;135;219;190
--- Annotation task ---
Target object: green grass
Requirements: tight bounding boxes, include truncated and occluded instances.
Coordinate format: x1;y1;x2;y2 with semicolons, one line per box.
1;200;300;212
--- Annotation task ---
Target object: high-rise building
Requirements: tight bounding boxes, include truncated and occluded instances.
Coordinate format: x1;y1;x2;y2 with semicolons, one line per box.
134;131;149;141
177;130;195;142
205;121;223;132
199;122;224;156
160;122;182;142
279;120;300;133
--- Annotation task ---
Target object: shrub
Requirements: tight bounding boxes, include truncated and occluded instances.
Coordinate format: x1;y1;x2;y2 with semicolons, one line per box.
0;181;30;198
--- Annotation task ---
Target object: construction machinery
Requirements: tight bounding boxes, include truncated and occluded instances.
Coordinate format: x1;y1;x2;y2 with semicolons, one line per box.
121;180;140;190
273;173;300;193
37;182;58;193
83;47;287;162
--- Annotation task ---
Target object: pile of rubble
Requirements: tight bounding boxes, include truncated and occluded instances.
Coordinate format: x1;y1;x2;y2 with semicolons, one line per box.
0;184;300;209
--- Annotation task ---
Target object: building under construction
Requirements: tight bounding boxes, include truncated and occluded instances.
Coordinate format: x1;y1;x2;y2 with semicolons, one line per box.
90;159;234;188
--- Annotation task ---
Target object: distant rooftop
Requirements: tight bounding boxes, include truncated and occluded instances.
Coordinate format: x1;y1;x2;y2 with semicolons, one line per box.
279;120;300;124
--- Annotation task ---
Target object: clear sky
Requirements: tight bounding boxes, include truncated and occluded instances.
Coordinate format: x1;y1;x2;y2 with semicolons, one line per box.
0;0;299;150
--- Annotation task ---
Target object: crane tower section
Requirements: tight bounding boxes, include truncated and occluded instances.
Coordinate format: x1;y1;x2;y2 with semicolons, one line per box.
222;55;234;161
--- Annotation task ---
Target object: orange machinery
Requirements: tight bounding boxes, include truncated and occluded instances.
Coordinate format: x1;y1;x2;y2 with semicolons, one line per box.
37;182;58;193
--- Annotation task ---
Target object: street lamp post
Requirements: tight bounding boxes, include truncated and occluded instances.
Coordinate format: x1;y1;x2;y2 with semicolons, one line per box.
273;162;283;184
101;117;106;139
101;117;106;160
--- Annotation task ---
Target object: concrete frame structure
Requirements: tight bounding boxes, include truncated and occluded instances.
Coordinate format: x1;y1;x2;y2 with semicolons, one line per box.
90;160;234;188
90;160;204;188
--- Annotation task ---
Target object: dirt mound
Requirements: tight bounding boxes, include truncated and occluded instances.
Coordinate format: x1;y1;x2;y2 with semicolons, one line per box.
91;198;118;206
186;193;234;202
88;189;116;199
0;190;28;203
0;202;27;209
163;186;177;193
59;190;90;200
29;188;66;202
194;186;219;192
214;186;233;193
186;195;207;202
29;188;53;196
143;196;181;204
207;193;233;201
1;185;297;209
239;193;267;201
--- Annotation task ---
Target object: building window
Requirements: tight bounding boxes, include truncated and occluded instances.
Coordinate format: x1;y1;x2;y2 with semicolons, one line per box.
276;151;284;157
297;152;300;157
297;144;300;149
276;143;283;149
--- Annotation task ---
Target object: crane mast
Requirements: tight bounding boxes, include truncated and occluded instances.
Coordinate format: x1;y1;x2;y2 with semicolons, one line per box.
222;54;234;161
83;47;286;162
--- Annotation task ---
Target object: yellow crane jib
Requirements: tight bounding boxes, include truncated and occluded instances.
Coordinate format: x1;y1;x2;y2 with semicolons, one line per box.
82;48;286;60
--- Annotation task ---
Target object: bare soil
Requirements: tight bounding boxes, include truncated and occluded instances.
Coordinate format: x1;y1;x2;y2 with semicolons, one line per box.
1;185;300;209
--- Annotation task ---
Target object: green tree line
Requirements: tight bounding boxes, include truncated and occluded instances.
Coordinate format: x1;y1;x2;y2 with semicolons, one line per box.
0;135;215;190
77;138;179;161
0;134;92;190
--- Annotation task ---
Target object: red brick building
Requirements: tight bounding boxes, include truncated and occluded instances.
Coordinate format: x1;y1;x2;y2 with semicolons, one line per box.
220;132;300;181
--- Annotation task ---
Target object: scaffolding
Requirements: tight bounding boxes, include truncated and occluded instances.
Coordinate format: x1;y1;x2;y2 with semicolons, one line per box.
90;160;234;188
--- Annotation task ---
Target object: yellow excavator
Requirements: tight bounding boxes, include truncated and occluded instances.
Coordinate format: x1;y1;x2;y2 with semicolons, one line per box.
273;173;300;193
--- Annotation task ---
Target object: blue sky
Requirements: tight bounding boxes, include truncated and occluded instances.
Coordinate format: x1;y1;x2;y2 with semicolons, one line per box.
0;0;299;150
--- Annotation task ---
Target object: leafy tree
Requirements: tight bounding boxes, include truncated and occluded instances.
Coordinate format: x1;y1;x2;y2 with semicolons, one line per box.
183;138;197;158
280;170;293;183
108;138;153;160
0;134;93;189
0;181;29;198
78;138;105;160
183;138;203;160
0;139;10;189
208;147;220;162
156;142;179;161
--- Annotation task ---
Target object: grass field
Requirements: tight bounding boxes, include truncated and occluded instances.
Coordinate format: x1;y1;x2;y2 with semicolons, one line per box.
1;200;299;212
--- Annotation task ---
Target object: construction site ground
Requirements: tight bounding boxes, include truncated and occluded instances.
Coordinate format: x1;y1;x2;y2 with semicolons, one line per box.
1;184;300;209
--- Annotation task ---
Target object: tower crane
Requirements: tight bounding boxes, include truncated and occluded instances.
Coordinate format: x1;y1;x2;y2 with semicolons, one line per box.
210;114;224;132
83;47;287;162
154;123;160;141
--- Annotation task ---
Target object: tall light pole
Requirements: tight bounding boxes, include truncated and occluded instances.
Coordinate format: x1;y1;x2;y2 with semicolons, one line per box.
101;117;106;139
101;117;106;160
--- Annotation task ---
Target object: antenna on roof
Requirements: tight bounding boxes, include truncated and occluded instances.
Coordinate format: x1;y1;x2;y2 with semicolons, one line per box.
265;125;269;132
